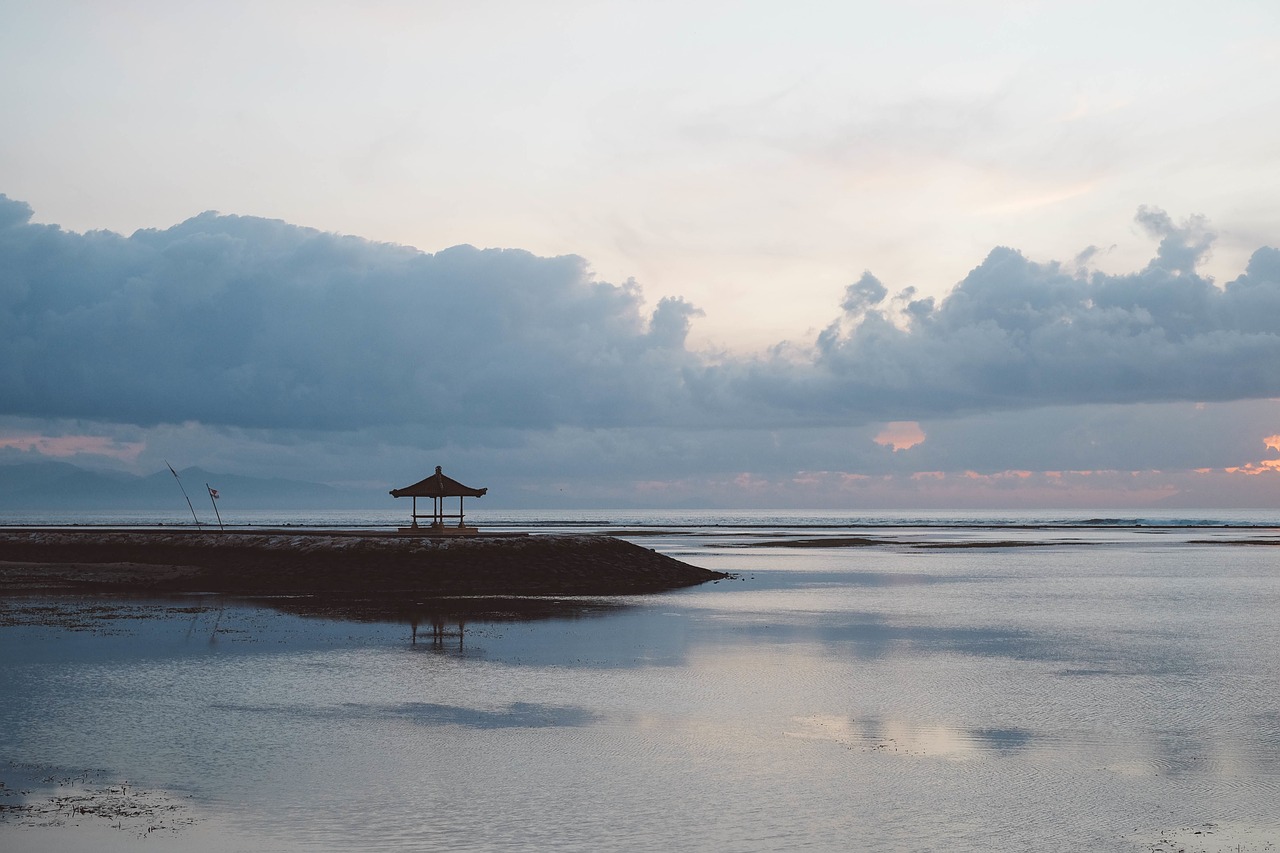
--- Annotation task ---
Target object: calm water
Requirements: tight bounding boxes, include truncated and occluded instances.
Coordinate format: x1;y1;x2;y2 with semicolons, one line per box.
2;510;1279;851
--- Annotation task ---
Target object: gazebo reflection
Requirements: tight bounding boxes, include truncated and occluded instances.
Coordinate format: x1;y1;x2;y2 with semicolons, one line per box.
400;598;630;652
246;595;630;653
410;615;466;650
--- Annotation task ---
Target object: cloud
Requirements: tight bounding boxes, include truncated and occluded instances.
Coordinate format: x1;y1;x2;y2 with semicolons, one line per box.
4;399;1275;508
0;194;702;432
751;208;1280;421
0;432;144;462
1212;432;1280;477
2;195;1278;450
840;271;888;316
1223;460;1280;475
1134;205;1216;274
873;421;925;452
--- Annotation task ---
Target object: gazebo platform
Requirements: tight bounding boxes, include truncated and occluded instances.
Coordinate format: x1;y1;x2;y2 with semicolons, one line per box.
397;524;481;537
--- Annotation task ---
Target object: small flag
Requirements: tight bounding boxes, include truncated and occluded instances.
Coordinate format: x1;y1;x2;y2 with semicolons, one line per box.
206;482;225;531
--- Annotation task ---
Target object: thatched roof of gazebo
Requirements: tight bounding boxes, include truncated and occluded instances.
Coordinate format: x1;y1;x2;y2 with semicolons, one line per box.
389;466;488;499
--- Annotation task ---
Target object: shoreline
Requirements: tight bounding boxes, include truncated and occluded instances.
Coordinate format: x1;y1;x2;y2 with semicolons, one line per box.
0;528;729;600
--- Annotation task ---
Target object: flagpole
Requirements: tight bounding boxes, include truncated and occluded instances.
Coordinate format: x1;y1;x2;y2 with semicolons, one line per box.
165;460;201;529
207;484;224;531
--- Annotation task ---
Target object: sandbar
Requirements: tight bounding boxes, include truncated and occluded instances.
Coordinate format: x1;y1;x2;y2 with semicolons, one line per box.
0;529;728;601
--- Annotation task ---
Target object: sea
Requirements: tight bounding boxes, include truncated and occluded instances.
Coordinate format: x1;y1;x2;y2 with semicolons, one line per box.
2;508;1278;852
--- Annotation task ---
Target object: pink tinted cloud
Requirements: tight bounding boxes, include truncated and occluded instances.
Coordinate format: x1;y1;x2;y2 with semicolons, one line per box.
0;433;144;462
733;472;770;491
1224;460;1280;476
1210;434;1280;476
873;422;926;452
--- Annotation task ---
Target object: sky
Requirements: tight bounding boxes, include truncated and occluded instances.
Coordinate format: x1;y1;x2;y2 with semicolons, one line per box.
1;0;1279;508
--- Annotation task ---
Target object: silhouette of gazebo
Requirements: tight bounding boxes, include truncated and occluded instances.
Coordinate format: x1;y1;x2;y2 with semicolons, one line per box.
390;466;488;534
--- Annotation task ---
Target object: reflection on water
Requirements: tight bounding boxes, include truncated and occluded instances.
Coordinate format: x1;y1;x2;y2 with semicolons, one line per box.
209;699;602;729
788;715;1035;759
261;594;632;652
2;522;1280;852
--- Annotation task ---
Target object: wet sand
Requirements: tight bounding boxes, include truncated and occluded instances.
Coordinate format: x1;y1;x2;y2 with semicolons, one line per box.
739;535;1076;548
0;529;728;600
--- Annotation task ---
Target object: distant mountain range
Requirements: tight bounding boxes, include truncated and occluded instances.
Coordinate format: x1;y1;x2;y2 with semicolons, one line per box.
0;461;383;510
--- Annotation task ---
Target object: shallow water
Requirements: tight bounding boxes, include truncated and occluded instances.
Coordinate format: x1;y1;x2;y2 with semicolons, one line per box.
2;514;1278;851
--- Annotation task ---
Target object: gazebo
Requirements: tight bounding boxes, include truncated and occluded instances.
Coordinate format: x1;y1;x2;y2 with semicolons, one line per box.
390;466;488;534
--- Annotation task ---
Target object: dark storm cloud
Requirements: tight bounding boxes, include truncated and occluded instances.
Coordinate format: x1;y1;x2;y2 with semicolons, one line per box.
2;195;1278;433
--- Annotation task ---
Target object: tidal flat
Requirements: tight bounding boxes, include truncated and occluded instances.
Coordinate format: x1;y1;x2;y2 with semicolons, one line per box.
2;514;1278;852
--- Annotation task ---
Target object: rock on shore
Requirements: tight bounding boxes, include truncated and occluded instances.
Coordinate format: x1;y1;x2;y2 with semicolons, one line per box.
0;529;727;598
